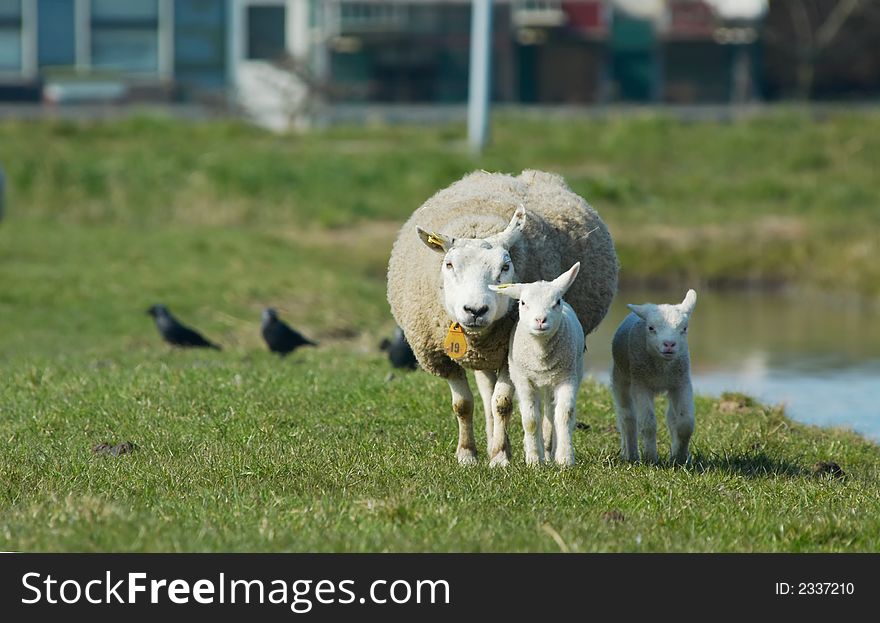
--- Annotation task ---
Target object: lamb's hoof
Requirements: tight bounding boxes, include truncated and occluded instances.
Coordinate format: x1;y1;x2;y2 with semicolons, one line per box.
670;454;692;467
620;452;639;464
489;452;510;468
524;455;543;467
456;448;478;466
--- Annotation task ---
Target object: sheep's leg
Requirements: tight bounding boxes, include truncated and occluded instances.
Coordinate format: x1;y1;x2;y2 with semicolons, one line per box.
447;371;477;465
666;382;695;465
474;369;497;456
542;393;554;457
488;366;514;468
518;382;543;466
611;367;638;462
631;384;658;464
552;382;578;467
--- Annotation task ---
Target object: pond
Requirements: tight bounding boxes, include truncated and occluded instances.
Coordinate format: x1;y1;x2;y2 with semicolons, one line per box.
585;289;880;442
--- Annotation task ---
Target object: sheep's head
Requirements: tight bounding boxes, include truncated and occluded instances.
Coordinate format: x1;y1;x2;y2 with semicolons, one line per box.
627;290;697;361
417;207;526;333
490;263;580;339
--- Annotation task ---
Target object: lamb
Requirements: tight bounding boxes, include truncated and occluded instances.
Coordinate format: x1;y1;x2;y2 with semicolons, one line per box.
490;263;584;466
387;169;618;466
610;290;697;465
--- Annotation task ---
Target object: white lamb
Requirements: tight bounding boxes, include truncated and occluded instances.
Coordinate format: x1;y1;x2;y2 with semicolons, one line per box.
491;263;584;467
611;290;697;465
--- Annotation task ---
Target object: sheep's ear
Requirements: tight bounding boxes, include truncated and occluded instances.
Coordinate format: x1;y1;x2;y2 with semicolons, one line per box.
489;283;523;299
680;289;697;315
627;303;652;321
416;227;454;253
489;205;527;248
552;262;580;296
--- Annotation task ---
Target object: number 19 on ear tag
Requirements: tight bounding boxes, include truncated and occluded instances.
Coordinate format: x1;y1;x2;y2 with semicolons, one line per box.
444;322;468;360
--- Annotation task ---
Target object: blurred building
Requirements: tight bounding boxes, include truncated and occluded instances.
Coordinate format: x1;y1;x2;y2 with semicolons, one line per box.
0;0;227;103
4;0;876;116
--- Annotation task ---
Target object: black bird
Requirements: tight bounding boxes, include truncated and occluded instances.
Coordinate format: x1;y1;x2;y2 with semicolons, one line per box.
261;308;316;356
146;304;221;350
380;325;418;370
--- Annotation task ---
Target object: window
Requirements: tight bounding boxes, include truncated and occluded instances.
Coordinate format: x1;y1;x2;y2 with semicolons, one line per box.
38;0;76;67
174;0;227;88
0;0;22;72
246;5;286;61
91;0;159;73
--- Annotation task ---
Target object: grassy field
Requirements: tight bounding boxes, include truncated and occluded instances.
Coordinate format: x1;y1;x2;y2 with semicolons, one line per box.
1;112;879;551
2;110;880;294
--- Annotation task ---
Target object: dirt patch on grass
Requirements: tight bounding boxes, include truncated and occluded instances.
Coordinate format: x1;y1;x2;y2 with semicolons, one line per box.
273;220;401;251
811;460;846;479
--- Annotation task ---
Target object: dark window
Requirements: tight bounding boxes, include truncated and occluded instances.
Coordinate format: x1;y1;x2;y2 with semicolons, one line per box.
0;0;21;72
38;0;76;67
91;0;159;73
247;5;286;61
174;0;227;88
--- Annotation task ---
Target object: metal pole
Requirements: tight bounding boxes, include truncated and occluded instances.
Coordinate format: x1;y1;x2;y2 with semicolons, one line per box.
468;0;493;154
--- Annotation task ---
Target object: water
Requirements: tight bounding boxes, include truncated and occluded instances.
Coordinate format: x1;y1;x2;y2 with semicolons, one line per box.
584;289;880;441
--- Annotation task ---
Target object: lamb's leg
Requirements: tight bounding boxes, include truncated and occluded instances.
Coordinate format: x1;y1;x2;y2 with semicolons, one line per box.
666;382;695;465
488;366;514;468
447;370;477;465
632;384;658;464
552;382;578;467
474;369;497;457
542;394;554;456
517;382;543;466
611;367;638;463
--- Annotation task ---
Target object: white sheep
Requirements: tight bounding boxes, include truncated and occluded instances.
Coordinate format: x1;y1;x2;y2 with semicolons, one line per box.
387;170;618;466
490;263;584;466
610;290;697;465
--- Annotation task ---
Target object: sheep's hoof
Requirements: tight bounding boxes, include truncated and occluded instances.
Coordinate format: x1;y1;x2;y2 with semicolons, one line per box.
456;447;478;466
524;455;543;467
489;452;510;468
555;456;575;468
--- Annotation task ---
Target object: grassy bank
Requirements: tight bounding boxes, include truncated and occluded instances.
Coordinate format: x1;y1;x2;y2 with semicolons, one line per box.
1;113;878;551
1;110;879;295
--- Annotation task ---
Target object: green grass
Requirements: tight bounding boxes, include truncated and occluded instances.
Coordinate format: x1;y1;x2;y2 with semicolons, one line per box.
1;110;880;294
1;112;879;551
2;349;879;552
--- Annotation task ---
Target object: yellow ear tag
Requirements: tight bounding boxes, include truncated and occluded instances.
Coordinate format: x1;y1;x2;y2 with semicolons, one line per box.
444;322;468;360
427;233;445;248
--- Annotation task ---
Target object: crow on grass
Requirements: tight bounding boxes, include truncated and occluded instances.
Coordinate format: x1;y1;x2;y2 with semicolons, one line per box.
261;308;316;356
380;325;418;370
147;304;221;350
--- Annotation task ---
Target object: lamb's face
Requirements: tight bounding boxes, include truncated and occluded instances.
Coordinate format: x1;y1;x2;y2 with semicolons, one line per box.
514;282;565;337
417;207;527;334
628;290;697;361
490;263;580;339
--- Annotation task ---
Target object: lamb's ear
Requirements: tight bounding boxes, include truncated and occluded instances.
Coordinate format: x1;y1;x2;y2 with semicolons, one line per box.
489;283;523;299
680;289;697;315
552;262;580;296
489;205;527;248
627;303;652;321
416;227;454;253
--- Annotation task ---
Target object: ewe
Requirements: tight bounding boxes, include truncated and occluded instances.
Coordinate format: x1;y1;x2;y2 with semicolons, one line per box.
387;170;618;467
611;290;697;465
491;263;584;467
